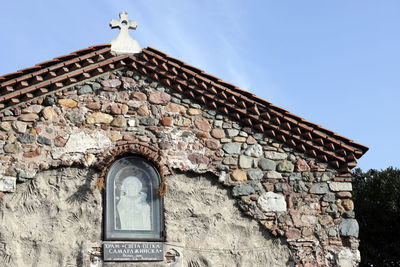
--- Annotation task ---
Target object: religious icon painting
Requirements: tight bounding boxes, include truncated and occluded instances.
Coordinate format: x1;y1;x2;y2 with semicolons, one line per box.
104;156;163;240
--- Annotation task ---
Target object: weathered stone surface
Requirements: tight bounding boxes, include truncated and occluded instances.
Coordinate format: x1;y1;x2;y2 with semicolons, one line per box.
19;113;39;122
58;99;78;108
43;96;56;106
22;105;43;114
342;199;354;211
244;144;263;157
336;248;361;267
83;153;96;167
231;169;247;181
205;139;220;150
174;117;191;127
232;184;256;197
3;143;19;153
319;215;333;226
285;228;301;239
110;103;122;115
188;153;210;165
86;102;101;110
239;155;253;169
137;105;149;116
0;122;11;131
66;112;85;125
277;160;294;172
148;91;171;105
86;112;113;124
309;183;329;194
302;171;315;182
289;173;301;181
17;169;37;180
0;176;16;192
295;159;310;172
37;136;52;146
222;142;241;154
247;170;263;180
233;136;246;142
132;91;147;101
246;135;257;145
78;85;93;95
323;193;336;203
264;151;287;160
111;115;127;128
54;136;67;147
17;134;35;144
222;157;237;165
211;129;225;139
41;106;58;120
258;158;276;171
101;78;121;88
226;129;239;137
161;117;173;126
264;171;282;179
329;182;352;192
140;117;159;126
339;219;359;237
12;121;27;133
187;108;202;116
258;192;287;212
194;119;211;132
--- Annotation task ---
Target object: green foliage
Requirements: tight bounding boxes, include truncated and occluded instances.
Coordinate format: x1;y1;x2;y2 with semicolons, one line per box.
353;167;400;266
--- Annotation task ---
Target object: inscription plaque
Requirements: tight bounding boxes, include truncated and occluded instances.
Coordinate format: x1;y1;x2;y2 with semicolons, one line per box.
103;242;164;261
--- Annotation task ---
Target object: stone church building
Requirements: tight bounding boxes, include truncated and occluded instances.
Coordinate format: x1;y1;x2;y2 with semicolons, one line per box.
0;12;367;267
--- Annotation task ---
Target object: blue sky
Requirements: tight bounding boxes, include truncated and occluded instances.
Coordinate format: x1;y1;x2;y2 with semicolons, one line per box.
1;1;399;171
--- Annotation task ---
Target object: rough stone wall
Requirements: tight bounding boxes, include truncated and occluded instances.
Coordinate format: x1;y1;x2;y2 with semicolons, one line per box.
0;168;291;267
0;69;360;266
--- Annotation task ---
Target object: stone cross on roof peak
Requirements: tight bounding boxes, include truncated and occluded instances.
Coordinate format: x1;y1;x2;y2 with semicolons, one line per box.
109;11;141;55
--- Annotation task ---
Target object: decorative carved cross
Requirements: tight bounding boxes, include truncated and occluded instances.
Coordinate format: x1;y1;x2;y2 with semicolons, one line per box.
109;11;141;54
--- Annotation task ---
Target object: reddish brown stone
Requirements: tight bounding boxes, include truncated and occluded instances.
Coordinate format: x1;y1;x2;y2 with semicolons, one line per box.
336;192;352;198
296;159;310;172
54;136;67;147
196;132;209;139
101;79;121;88
194;119;211;132
188;153;210;165
110;103;122;115
148;91;171;105
120;104;129;115
23;148;41;158
205;139;221;150
86;102;101;110
137;105;149;116
123;135;136;141
263;183;274;192
285;228;301;239
281;183;292;195
210;128;225;139
246;135;257;145
132;92;147;101
161;117;173;126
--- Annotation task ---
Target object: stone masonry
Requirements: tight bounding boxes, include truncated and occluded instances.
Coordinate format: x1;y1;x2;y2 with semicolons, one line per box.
0;69;360;266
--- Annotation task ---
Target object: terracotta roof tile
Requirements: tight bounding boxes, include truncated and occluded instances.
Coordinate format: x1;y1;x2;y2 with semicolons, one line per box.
0;44;368;172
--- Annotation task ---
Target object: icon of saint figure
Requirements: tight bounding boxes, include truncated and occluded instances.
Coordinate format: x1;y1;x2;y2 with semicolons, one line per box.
117;176;151;230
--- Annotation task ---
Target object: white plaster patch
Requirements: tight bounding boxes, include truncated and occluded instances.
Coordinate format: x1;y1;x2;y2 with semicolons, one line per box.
0;176;16;192
258;192;287;212
51;131;112;160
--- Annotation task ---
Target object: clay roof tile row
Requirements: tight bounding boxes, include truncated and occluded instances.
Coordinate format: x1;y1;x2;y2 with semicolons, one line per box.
0;44;368;173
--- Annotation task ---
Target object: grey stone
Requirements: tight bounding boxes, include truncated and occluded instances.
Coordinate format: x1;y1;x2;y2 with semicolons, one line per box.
288;154;296;162
214;120;223;128
217;165;229;172
247;170;263;180
339;219;359;237
274;183;282;192
190;103;201;109
3;143;19;154
257;192;287;212
171;97;181;104
43;96;56;106
78;85;93;95
222;157;237;165
12;121;27;133
302;171;315;182
264;171;282;179
4;110;13;116
321;172;332;181
253;133;263;140
92;82;101;91
343;211;355;219
37;136;52;146
264;151;287;160
232;123;241;130
222;142;241;154
220;138;231;143
239;131;248;137
309;183;329;194
258;158;276;171
226;129;239;137
244;144;263;158
0;176;16;192
17;169;37;180
232;184;255;197
140;117;159;126
294;181;308;193
222;122;232;129
326;204;338;214
328;228;337;237
239;155;253;169
289;173;301;181
323;193;335;203
182;99;191;104
216;115;223;120
17;134;35;144
66;112;85;125
207;110;216;116
329;182;352;192
277;160;294;172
